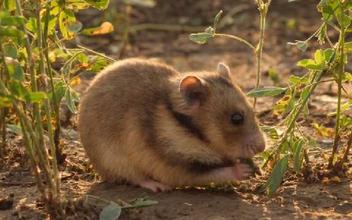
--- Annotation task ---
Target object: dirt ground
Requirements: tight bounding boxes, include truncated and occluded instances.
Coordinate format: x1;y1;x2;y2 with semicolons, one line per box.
1;0;352;219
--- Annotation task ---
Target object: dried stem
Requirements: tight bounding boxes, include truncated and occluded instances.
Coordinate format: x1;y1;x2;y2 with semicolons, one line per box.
341;132;352;165
253;0;271;109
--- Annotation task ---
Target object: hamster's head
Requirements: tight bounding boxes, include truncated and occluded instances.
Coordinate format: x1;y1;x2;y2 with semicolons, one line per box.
177;63;266;161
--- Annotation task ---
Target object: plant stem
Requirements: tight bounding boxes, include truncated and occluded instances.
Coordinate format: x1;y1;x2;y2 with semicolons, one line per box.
15;0;46;162
253;0;271;109
76;44;117;62
0;79;45;192
0;43;8;155
214;33;255;50
35;2;62;211
341;132;352;164
15;0;60;209
263;51;336;168
43;2;62;167
328;27;345;168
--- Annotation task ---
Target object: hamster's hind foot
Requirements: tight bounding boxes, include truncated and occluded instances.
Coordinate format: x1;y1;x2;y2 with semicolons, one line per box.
136;178;172;192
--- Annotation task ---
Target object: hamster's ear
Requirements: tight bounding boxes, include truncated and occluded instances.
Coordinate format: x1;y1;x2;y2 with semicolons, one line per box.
217;63;231;80
179;76;207;108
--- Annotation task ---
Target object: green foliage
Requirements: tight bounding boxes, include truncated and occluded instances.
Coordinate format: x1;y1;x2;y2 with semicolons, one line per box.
189;10;221;44
97;197;158;220
247;87;287;97
0;0;113;215
190;0;351;195
265;155;288;195
263;0;352;194
100;202;122;220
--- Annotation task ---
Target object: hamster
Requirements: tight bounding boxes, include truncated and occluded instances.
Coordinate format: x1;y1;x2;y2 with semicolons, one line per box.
78;58;265;192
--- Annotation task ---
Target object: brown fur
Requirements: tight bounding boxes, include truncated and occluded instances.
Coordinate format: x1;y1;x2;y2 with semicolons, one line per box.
78;58;265;187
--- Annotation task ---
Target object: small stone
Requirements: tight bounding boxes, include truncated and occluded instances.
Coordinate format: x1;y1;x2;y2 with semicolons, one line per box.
0;193;14;210
335;201;352;214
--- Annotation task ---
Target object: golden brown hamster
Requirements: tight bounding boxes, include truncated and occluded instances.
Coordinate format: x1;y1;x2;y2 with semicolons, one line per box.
78;58;265;192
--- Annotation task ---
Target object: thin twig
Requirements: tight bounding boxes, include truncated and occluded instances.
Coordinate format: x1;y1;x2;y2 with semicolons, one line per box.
253;0;271;109
76;44;117;62
214;33;255;50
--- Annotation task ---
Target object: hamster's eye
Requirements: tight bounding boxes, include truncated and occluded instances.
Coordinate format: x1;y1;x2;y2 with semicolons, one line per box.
231;113;244;125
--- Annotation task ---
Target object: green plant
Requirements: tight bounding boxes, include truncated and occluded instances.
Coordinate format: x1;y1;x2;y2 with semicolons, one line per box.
85;195;158;220
249;0;352;194
0;0;112;216
189;0;272;109
189;0;351;195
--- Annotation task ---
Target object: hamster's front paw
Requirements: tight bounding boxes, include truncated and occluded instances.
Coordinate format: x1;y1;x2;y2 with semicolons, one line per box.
136;179;172;193
210;164;253;182
232;161;253;180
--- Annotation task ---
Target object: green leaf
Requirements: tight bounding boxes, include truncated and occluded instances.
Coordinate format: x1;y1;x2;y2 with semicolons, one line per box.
99;202;122;220
8;63;25;81
314;49;325;66
344;72;352;82
247;87;287;97
300;86;311;101
336;10;351;28
323;48;334;61
130;198;158;207
189;32;213;44
25;18;37;33
2;0;16;12
261;126;280;140
3;43;17;58
0;26;24;38
288;40;308;52
265;155;288;195
51;81;66;106
76;53;89;64
25;92;47;104
84;0;110;10
297;59;322;70
67;21;83;33
344;41;352;53
59;10;77;39
65;1;90;10
268;67;279;84
89;56;110;72
0;15;26;26
288;75;307;86
8;81;27;99
293;140;304;172
0;95;12;107
318;0;337;21
65;88;79;113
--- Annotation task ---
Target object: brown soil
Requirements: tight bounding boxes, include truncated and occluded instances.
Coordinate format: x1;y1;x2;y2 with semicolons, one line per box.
1;0;352;219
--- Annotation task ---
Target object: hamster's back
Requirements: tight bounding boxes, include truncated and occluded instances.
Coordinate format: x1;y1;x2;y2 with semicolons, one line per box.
78;59;179;177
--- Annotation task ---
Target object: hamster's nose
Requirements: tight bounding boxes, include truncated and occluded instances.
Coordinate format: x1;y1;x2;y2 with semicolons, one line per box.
246;138;266;154
255;143;265;153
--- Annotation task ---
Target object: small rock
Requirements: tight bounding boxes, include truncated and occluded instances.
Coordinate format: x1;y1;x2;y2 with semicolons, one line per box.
0;193;14;210
335;201;352;214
